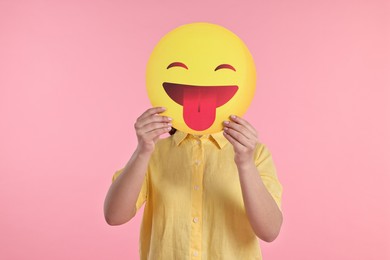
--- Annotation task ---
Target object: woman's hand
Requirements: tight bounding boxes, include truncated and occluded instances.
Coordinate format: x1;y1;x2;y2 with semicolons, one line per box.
223;115;259;168
134;107;172;155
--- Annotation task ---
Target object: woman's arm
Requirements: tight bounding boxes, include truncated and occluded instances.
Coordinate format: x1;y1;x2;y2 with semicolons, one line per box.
223;115;283;242
104;107;172;225
104;150;151;225
236;162;283;242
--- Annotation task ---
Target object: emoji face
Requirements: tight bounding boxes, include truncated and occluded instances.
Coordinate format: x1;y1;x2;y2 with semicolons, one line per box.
146;22;256;135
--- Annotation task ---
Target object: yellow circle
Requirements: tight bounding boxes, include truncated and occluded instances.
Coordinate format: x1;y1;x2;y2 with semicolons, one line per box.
146;22;256;135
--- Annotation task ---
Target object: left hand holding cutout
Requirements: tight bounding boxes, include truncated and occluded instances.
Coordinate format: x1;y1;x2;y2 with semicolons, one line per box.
223;115;259;168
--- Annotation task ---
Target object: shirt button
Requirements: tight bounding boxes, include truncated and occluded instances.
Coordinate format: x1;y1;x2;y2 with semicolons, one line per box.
193;251;199;257
193;217;199;223
194;185;199;190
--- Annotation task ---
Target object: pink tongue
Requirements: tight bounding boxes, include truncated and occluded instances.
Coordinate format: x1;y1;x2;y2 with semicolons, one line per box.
183;87;217;131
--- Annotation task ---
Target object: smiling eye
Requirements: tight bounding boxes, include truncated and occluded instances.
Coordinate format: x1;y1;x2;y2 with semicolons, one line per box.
167;62;188;70
214;64;236;72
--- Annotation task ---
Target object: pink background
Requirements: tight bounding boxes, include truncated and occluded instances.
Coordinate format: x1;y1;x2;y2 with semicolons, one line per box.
1;0;389;259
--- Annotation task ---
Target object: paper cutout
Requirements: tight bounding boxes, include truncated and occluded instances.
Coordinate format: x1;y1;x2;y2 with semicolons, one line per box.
146;22;257;135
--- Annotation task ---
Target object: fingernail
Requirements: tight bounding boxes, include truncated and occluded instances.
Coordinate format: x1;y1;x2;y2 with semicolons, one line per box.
231;115;236;119
223;120;229;125
167;117;172;121
224;127;228;131
167;123;172;126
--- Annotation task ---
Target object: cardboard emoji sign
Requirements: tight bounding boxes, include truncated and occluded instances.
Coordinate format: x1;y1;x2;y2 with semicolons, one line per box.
146;22;256;135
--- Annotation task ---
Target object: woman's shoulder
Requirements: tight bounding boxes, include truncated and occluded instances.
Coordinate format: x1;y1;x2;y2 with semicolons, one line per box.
254;142;273;160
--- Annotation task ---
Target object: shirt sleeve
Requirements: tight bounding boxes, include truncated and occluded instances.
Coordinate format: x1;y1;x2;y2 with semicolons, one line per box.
254;143;283;211
112;167;149;213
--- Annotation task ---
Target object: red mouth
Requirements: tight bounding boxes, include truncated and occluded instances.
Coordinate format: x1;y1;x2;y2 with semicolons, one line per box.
162;82;238;131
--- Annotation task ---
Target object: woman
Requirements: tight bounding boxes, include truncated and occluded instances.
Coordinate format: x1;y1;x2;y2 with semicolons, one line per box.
104;106;283;259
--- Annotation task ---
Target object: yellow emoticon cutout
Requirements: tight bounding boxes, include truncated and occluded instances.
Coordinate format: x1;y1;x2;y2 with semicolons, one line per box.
146;23;256;135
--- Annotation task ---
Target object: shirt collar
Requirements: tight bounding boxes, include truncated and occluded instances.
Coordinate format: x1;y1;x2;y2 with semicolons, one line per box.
173;129;228;149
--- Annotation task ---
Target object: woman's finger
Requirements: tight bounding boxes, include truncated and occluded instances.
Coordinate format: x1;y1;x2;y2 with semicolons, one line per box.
224;127;254;149
223;120;255;140
135;110;171;130
229;115;258;137
137;107;166;122
140;122;172;134
144;126;172;141
223;130;246;150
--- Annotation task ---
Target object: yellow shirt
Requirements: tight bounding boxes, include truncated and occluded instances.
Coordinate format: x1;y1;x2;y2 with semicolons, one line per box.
112;130;282;260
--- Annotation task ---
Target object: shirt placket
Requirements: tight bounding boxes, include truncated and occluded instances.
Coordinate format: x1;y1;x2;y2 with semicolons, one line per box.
190;136;204;259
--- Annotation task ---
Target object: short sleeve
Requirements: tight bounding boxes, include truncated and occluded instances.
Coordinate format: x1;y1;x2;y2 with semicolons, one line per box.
254;143;283;211
112;167;148;213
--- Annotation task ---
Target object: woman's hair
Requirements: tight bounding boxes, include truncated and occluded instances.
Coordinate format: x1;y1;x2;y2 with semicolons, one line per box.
169;127;177;135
